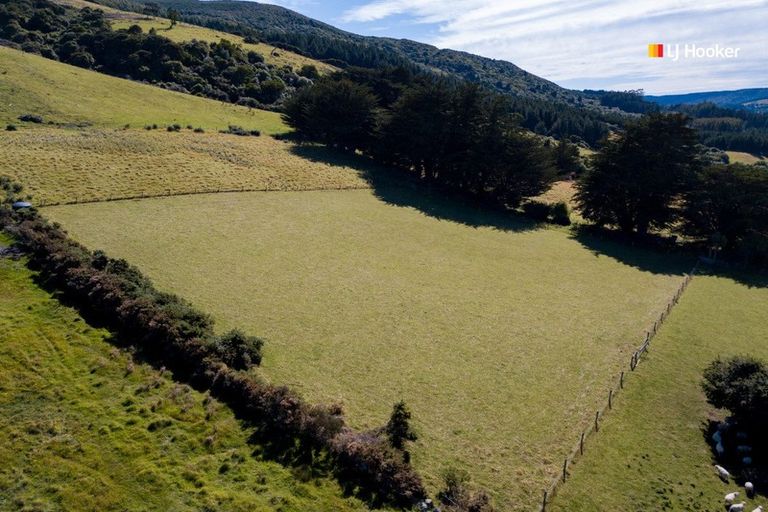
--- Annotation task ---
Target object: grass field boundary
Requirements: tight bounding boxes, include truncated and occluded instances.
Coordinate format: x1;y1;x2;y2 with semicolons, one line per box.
35;184;373;208
539;262;698;511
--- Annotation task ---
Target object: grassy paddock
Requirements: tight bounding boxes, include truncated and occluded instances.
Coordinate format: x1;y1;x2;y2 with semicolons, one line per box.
0;128;372;204
726;151;766;165
45;189;691;508
0;244;368;512
0;46;286;133
551;272;768;511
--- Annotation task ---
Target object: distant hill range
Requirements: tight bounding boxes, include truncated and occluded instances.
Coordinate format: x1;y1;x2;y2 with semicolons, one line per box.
646;88;768;113
94;0;590;106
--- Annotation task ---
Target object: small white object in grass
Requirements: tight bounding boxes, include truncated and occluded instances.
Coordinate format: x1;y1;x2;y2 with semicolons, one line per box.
729;502;746;512
725;491;740;504
715;464;731;481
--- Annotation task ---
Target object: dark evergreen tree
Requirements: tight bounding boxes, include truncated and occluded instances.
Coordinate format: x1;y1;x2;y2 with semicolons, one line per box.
575;113;701;235
386;401;417;450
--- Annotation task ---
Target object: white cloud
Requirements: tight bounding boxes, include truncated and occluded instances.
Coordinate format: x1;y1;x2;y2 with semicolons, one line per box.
342;0;768;94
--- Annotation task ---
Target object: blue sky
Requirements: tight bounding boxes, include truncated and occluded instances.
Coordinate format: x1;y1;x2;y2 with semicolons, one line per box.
260;0;767;95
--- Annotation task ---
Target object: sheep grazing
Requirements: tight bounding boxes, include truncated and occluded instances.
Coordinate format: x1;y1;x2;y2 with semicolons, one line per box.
725;491;740;504
716;465;731;482
729;502;746;512
751;506;763;512
745;482;755;497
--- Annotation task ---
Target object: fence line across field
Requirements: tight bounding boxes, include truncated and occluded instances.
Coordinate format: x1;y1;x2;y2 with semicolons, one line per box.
540;263;697;511
34;184;373;208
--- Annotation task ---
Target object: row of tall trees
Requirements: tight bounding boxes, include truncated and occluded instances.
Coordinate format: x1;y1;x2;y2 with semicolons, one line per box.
284;72;558;209
576;113;768;263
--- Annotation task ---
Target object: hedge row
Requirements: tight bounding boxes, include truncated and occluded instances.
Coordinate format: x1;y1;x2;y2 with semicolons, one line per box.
0;197;425;507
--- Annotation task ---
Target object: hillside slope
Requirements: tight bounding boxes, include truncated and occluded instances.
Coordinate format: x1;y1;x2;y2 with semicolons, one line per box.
92;0;590;106
0;46;285;133
647;88;768;113
0;248;369;512
54;0;337;74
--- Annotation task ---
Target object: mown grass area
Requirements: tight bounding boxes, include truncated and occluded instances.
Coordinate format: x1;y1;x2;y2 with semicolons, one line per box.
0;128;371;204
53;0;337;74
45;189;692;509
0;238;370;512
551;272;768;512
726;151;766;165
0;46;286;134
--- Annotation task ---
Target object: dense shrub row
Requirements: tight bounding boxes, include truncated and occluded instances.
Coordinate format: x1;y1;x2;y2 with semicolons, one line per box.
0;0;307;107
0;184;426;507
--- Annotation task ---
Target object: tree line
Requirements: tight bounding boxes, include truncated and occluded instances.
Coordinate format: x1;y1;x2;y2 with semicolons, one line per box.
576;113;768;264
284;72;768;265
0;0;314;107
283;69;565;210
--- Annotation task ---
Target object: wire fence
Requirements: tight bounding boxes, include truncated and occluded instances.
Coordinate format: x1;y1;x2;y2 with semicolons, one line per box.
539;262;698;511
34;184;373;208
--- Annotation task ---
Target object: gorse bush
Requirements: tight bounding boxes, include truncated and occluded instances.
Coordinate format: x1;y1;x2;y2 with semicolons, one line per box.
208;329;263;370
703;356;768;426
438;468;494;512
550;201;571;226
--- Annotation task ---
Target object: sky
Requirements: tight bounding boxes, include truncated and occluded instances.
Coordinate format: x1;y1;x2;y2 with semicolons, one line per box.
259;0;768;95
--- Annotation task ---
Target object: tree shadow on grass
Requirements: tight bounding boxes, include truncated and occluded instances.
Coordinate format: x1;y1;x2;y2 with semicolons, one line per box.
569;225;768;287
568;225;695;277
289;143;539;233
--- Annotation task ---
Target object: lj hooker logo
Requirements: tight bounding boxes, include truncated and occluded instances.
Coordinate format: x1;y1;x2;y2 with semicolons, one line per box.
648;43;741;61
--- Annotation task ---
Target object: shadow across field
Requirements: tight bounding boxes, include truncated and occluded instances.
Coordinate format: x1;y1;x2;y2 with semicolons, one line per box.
569;225;694;277
290;143;538;233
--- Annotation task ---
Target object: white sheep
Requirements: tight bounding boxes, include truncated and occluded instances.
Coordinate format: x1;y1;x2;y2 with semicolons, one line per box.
717;442;726;456
725;491;740;504
751;506;763;512
716;464;731;481
745;482;755;497
729;502;746;512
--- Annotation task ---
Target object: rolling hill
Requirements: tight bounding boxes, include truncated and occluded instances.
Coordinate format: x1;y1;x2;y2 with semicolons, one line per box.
89;0;592;106
647;88;768;113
